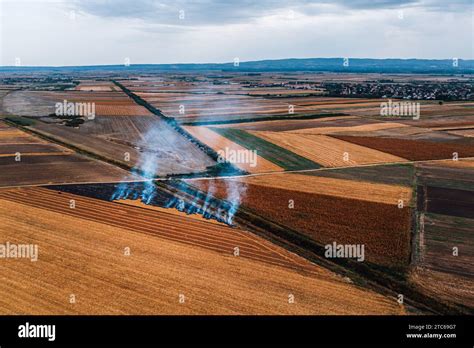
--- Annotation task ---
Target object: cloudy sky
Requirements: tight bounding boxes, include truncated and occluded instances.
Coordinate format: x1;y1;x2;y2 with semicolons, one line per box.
0;0;472;66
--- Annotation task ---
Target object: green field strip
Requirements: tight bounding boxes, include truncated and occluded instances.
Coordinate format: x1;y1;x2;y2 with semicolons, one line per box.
210;127;322;170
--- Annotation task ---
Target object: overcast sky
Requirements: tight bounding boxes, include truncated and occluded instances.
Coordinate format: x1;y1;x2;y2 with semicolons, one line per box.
0;0;472;66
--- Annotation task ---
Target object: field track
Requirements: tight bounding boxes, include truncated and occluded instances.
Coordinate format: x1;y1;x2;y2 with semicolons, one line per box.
0;187;320;275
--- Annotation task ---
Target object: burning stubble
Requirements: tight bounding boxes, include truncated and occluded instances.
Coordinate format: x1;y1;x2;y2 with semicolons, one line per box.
111;102;246;225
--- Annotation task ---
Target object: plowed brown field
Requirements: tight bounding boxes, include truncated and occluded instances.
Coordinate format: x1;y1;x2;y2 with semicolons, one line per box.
332;135;474;161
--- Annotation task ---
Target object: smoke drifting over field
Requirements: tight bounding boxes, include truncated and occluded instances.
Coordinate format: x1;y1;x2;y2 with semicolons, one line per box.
177;89;249;223
110;91;248;225
111;126;167;205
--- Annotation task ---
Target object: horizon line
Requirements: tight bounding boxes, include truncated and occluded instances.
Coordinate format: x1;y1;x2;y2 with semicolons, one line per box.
1;57;473;69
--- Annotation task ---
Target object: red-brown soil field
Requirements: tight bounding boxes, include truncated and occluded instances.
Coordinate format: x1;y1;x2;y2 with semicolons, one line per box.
332;135;474;161
191;179;412;269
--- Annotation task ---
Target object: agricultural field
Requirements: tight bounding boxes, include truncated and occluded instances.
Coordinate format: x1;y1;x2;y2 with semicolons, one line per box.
1;87;219;176
249;131;406;167
406;159;474;310
26;115;217;176
209;128;321;170
332;135;474;161
75;80;120;92
306;163;416;187
0;187;406;315
119;76;353;124
0;120;137;187
0;70;472;316
190;173;413;270
2;90;153;117
183;126;282;173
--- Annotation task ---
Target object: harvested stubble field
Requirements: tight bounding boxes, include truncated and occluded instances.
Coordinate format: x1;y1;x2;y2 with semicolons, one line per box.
0;143;71;155
272;97;385;108
232;173;413;205
415;161;474;193
191;178;412;269
183;126;282;173
2;90;152;117
399;114;474;128
210;128;321;170
0;189;405;314
428;158;474;170
211;115;359;131
305;163;415;187
447;128;474;137
250;131;406;167
0;155;138;187
0;121;138;186
27;115;216;176
283;122;409;135
140;92;329;123
0;120;68;150
335;126;435;140
75;81;119;92
0;187;316;273
332;135;474;161
116;199;225;224
411;213;474;309
345;101;471;118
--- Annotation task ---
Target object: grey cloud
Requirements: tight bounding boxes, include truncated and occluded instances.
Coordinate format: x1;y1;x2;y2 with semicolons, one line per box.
72;0;470;26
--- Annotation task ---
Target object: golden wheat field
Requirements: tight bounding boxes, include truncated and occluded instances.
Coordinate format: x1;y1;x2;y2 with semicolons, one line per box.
233;173;413;205
284;122;409;135
249;131;407;167
0;196;405;315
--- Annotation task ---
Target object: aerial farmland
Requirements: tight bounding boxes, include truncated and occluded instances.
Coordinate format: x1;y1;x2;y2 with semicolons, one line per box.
0;67;472;319
1;0;473;344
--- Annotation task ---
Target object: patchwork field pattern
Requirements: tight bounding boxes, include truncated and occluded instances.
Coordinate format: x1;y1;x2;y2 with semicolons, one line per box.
183;126;282;173
412;161;474;310
210;128;321;170
3;90;152;117
0;121;135;186
2;71;473;315
191;175;413;269
0;188;406;315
